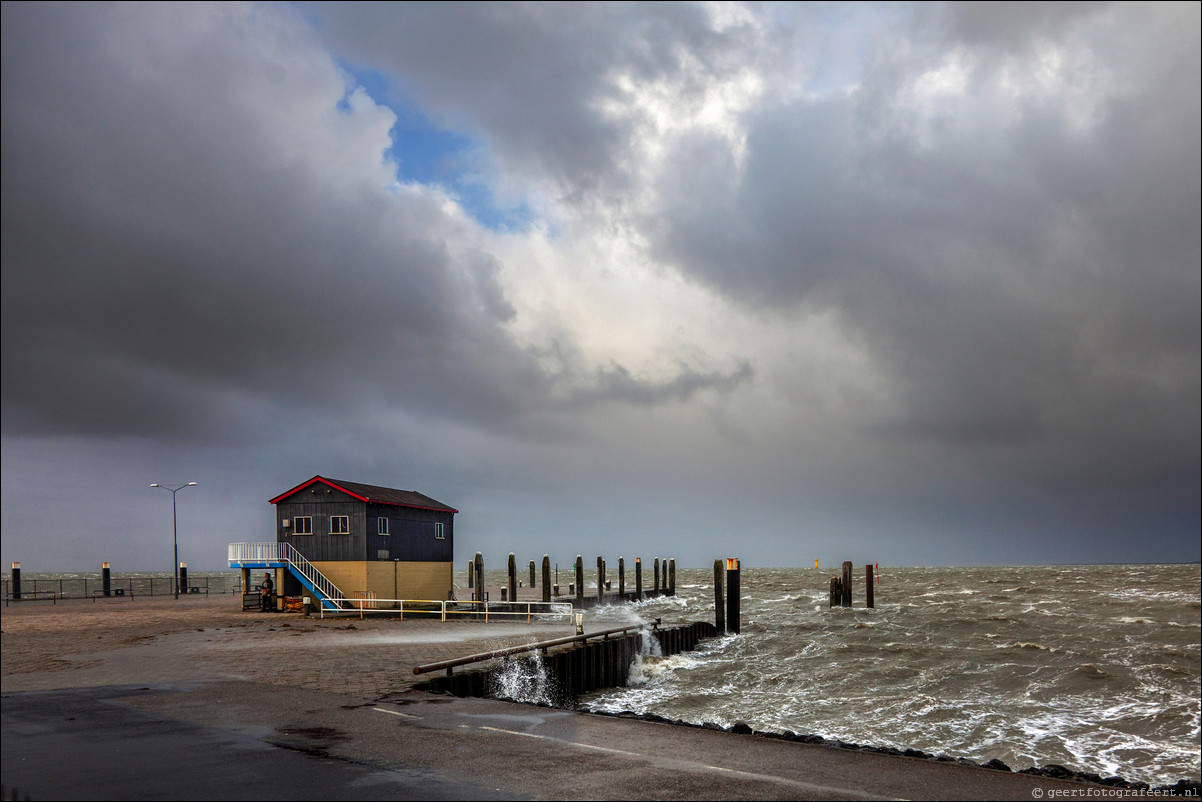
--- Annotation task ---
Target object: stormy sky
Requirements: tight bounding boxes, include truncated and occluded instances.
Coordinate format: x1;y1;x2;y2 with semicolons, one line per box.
2;2;1198;572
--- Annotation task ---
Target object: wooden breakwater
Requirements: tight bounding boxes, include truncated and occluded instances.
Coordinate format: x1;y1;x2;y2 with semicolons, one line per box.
414;621;717;705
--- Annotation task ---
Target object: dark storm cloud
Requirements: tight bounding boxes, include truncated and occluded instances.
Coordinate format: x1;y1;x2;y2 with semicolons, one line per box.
1;3;732;446
0;3;543;441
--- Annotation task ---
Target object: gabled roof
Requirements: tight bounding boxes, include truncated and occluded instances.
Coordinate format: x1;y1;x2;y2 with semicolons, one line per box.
268;475;458;513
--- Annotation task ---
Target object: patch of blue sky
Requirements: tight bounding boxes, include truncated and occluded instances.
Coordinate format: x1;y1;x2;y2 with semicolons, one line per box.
337;62;534;233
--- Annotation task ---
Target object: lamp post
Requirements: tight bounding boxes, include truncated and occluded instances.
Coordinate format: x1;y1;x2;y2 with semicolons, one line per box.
150;482;197;599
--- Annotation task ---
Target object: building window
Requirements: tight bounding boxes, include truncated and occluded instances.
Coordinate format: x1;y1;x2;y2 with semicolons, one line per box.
330;515;349;534
434;522;445;539
378;517;389;535
294;516;313;535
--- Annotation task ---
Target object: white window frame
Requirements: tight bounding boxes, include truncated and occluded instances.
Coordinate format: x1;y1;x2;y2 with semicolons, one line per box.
378;517;389;535
434;522;445;540
330;515;350;535
293;516;313;535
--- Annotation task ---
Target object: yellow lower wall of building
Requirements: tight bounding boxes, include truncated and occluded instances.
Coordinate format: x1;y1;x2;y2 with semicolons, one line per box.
311;561;452;607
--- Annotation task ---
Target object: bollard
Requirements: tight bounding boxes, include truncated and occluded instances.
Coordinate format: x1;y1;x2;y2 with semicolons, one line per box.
842;561;853;608
597;556;605;603
12;562;21;601
474;553;484;604
654;558;661;593
102;562;111;598
668;558;676;596
714;559;726;635
508;553;517;604
575;556;584;607
635;557;643;600
725;558;741;634
178;562;188;596
618;557;625;598
542;555;551;603
529;560;536;589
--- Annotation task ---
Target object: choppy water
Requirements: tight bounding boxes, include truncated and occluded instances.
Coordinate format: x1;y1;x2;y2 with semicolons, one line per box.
566;564;1201;787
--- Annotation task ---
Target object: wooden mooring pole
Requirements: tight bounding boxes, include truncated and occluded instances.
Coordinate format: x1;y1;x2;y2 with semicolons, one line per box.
507;554;517;602
635;557;643;600
618;557;625;598
529;560;536;589
725;558;740;634
474;553;484;603
575;555;584;607
653;558;661;593
829;576;841;608
668;558;676;596
714;559;725;635
866;564;875;608
467;559;474;590
597;556;605;603
542;555;551;603
841;561;853;608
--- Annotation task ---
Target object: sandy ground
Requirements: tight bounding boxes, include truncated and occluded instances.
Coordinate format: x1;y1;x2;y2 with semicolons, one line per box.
1;593;574;697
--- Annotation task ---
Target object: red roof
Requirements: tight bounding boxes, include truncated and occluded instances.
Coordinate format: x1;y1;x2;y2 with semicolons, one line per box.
268;476;458;513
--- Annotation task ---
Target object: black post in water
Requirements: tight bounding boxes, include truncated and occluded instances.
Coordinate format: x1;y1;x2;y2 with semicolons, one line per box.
866;564;875;609
714;559;725;635
618;557;625;598
841;561;853;607
653;558;660;593
507;554;517;602
725;558;740;634
542;555;551;603
597;556;604;603
178;562;188;595
635;558;643;600
830;576;841;608
474;553;484;603
102;562;111;597
668;559;676;596
12;562;21;601
575;556;584;607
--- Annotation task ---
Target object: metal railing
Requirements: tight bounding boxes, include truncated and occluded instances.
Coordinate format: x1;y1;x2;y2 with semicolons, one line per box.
228;542;349;611
412;622;653;675
2;575;238;601
319;597;574;622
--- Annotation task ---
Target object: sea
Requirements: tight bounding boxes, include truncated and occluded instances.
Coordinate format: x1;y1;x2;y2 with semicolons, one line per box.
535;564;1200;788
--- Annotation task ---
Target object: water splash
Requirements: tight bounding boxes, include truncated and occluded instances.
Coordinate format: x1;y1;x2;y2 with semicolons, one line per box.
490;649;555;706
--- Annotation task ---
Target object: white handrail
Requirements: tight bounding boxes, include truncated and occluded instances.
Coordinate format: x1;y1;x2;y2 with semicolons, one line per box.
228;542;349;610
319;597;574;622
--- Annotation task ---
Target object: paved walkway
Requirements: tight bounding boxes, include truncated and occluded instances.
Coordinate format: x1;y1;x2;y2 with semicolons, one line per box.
2;594;575;697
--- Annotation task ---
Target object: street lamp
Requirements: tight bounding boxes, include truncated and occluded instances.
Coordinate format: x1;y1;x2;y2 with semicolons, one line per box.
150;482;197;599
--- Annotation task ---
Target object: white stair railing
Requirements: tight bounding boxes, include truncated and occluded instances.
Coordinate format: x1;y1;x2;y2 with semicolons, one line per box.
228;542;348;610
